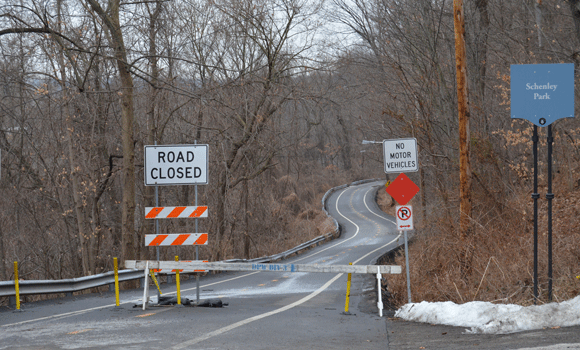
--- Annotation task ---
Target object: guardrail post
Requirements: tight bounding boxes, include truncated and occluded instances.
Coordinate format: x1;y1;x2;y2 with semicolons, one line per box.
14;261;21;311
114;257;120;307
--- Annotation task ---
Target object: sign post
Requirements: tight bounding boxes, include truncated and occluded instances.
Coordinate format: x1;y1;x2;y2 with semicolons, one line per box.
511;63;575;302
396;205;414;303
384;149;420;303
376;137;420;303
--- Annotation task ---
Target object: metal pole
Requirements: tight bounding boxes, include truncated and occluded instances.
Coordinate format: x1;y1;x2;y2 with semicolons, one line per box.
532;125;539;303
154;141;160;303
547;125;554;301
403;230;412;303
195;140;200;305
155;184;160;303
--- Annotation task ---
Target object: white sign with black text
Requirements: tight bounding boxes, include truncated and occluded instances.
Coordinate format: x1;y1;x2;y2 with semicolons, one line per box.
144;144;208;186
396;205;413;231
383;138;418;174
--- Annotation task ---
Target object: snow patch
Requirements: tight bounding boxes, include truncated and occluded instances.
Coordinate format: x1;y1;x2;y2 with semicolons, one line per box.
394;295;580;334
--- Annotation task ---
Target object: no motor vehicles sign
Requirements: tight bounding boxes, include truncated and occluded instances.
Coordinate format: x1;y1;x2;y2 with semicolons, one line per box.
383;138;418;174
145;144;208;186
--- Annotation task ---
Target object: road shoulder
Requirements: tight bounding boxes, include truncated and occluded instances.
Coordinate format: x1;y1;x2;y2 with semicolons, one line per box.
385;313;580;350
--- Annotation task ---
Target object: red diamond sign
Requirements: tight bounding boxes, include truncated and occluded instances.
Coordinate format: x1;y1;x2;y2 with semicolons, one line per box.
386;173;420;205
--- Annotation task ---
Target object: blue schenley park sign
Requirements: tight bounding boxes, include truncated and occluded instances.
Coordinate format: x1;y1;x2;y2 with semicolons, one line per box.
510;63;575;127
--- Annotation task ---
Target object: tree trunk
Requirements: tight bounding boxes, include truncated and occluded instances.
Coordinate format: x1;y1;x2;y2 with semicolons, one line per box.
475;0;489;101
215;173;227;261
0;225;5;280
243;179;250;260
119;66;136;263
85;0;136;263
67;118;92;276
56;0;93;275
141;0;162;261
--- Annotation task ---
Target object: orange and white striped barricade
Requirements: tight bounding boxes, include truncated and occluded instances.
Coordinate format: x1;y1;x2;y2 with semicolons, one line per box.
145;234;208;273
145;206;208;219
145;233;208;247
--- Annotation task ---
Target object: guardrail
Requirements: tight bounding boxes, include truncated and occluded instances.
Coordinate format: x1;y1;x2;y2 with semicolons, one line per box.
0;269;144;298
0;179;383;306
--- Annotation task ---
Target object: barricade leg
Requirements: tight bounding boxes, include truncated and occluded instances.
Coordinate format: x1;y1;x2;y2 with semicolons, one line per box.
142;261;150;311
149;269;162;297
376;272;383;317
343;262;352;315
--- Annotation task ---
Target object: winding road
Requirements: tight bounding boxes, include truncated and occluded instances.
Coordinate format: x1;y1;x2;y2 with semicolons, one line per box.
0;180;402;349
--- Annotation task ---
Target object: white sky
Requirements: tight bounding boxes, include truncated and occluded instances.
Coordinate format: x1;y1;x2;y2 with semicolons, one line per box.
395;295;580;334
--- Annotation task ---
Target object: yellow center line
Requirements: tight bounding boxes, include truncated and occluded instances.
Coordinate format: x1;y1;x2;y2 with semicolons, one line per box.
135;308;173;318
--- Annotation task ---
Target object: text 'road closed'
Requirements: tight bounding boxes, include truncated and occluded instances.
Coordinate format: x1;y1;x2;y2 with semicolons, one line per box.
145;145;208;186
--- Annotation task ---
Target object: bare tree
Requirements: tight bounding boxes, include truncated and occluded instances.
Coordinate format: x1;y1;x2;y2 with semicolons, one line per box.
83;0;137;264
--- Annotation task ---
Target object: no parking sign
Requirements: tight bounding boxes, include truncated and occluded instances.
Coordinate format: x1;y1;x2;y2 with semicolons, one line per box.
396;205;413;231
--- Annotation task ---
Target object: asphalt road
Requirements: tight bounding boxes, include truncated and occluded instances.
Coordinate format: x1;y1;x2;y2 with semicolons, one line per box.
0;180;403;349
5;180;578;350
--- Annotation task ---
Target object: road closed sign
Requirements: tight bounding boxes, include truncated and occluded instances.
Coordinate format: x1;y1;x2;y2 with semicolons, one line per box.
383;138;418;174
396;205;413;231
145;144;208;186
